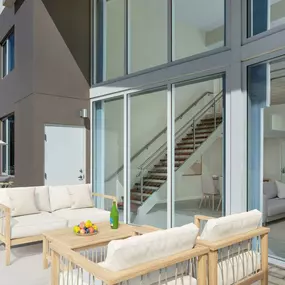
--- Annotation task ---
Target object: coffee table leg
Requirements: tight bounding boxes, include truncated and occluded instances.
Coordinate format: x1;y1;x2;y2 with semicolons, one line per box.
43;236;48;269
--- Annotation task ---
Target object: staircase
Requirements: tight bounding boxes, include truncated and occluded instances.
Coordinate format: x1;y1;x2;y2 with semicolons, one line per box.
130;116;223;207
106;90;223;214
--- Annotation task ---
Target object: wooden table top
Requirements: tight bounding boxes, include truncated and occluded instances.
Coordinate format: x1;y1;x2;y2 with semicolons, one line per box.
43;222;158;250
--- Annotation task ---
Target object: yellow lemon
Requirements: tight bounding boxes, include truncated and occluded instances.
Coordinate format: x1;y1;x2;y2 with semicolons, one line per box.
85;221;92;228
73;226;80;233
93;225;98;231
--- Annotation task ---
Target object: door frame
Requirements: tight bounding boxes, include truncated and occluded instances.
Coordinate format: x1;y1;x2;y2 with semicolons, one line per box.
44;124;86;186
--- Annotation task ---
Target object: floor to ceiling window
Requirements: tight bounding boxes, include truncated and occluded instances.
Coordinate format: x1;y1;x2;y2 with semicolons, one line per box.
91;0;285;265
92;0;226;84
174;77;224;226
92;97;124;220
248;56;285;262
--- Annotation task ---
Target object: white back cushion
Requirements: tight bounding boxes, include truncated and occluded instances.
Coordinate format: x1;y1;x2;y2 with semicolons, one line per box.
276;180;285;199
100;223;199;272
0;188;11;207
7;187;39;217
67;184;93;209
35;186;51;212
200;210;262;242
49;186;71;212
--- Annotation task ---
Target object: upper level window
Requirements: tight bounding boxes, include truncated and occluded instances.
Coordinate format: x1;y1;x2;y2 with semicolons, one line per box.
1;30;15;78
1;114;15;175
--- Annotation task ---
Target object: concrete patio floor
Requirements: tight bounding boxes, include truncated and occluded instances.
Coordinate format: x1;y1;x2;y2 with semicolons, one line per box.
0;243;284;285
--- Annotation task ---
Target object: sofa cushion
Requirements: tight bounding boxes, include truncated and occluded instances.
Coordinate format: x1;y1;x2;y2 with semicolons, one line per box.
10;212;67;239
0;188;11;208
67;184;93;209
52;207;110;227
200;210;262;242
7;187;39;217
276;180;285;199
267;198;285;217
100;223;199;272
49;185;72;212
35;186;51;212
263;181;278;199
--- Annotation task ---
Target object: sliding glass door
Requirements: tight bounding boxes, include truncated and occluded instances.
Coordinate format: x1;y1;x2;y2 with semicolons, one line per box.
92;97;125;221
92;74;225;228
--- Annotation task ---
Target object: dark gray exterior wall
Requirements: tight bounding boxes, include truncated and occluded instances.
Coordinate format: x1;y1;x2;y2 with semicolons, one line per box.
0;0;90;186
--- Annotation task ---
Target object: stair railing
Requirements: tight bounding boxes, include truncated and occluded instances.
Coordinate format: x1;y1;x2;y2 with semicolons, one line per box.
136;90;223;204
105;91;213;183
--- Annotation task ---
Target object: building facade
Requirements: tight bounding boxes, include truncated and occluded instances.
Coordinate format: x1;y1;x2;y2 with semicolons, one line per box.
0;0;91;186
90;0;285;266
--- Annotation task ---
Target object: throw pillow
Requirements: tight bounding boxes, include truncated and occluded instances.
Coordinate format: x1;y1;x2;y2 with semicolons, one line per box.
7;187;39;217
49;186;72;212
35;186;51;212
276;180;285;199
68;184;94;209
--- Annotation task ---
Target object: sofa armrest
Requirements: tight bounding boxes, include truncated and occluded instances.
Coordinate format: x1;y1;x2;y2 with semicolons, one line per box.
263;194;268;224
92;193;117;204
0;204;11;243
194;215;214;228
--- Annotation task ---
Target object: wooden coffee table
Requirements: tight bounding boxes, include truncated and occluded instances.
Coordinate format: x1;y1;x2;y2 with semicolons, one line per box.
42;222;158;269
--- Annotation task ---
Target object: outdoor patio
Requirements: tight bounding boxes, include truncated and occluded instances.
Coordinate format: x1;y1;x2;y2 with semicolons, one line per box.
0;243;284;285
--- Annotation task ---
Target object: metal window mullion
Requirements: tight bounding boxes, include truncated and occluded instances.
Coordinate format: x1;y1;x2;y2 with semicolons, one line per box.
167;0;173;62
124;93;130;224
124;0;130;75
102;0;107;81
167;83;175;228
5;119;9;174
91;0;96;84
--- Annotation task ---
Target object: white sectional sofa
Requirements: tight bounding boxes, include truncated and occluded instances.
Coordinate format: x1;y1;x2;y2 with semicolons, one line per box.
0;184;115;265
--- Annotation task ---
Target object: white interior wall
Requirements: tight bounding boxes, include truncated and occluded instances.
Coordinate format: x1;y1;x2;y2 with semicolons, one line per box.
263;138;282;181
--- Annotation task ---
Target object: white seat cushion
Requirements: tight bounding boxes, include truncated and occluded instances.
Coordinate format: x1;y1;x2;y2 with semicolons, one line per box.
52;207;110;227
218;250;260;285
59;270;197;285
200;210;262;242
100;223;199;272
10;212;67;239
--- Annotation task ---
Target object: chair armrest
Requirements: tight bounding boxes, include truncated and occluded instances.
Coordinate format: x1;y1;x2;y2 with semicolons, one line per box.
132;225;160;235
194;215;214;228
0;204;11;242
92;193;117;203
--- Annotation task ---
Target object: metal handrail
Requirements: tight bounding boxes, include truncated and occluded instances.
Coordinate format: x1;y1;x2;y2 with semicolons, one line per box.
138;90;223;171
105;91;213;182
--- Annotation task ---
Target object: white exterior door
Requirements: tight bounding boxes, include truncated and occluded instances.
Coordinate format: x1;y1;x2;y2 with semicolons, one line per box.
44;125;86;186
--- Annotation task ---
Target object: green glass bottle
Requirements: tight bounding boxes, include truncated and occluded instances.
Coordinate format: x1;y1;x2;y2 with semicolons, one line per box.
110;201;119;229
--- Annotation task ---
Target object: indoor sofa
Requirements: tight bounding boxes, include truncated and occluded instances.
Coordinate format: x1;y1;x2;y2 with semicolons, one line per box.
263;181;285;224
0;184;115;265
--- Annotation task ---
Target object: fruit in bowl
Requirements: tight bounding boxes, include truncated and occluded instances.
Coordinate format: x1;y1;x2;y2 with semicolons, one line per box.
73;220;98;235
